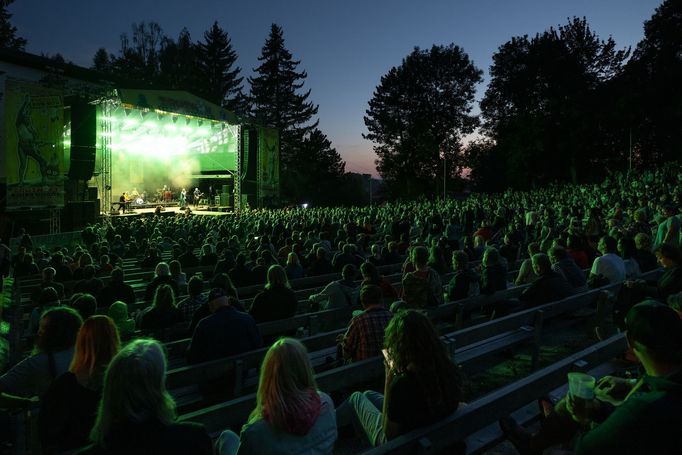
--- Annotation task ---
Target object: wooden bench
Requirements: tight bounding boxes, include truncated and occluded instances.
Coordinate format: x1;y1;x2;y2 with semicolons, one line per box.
361;334;627;454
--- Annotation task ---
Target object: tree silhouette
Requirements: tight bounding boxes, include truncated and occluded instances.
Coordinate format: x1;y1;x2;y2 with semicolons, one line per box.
196;21;248;116
364;44;482;198
0;0;26;50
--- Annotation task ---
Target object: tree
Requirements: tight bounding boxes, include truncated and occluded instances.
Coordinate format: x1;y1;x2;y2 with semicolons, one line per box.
249;24;319;173
364;44;482;198
284;128;346;204
159;28;199;91
250;24;343;202
0;0;25;50
110;22;166;84
479;17;629;188
622;0;682;166
196;21;248;116
92;48;113;73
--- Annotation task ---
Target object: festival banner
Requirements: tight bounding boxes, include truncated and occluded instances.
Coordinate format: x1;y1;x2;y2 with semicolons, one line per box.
258;127;280;203
4;79;65;209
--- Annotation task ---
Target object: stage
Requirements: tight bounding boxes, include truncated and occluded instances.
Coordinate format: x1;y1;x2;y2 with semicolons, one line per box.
106;204;234;218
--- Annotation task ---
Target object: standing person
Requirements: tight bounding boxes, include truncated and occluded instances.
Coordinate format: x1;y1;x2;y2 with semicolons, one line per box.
39;316;120;454
336;310;462;447
216;338;337;454
179;188;187;209
193;187;202;208
249;265;298;323
78;339;212;454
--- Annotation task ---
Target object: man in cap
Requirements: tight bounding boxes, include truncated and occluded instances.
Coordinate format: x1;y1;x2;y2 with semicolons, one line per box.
187;287;262;364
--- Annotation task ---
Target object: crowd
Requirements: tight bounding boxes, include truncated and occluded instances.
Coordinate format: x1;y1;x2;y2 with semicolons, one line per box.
0;161;680;454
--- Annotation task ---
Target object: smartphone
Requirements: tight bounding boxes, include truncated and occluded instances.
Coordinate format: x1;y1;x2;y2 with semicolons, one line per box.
382;349;394;370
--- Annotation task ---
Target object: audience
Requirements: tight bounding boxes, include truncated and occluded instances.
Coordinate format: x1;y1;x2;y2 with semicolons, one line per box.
340;285;393;362
249;264;298;323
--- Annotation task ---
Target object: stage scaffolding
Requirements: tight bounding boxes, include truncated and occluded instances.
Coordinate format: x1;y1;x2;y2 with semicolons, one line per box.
97;95;117;216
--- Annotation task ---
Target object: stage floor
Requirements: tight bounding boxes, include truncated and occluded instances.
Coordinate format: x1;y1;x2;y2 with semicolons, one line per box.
105;205;233;218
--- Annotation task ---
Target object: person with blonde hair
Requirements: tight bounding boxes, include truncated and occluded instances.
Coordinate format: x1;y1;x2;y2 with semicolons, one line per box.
217;338;337;454
80;339;211;454
39;315;120;453
249;264;298;323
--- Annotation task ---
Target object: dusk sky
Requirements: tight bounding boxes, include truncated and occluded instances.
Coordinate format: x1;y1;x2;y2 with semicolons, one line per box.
11;0;663;177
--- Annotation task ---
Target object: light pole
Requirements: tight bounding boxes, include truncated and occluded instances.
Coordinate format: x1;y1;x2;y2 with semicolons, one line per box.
443;155;447;200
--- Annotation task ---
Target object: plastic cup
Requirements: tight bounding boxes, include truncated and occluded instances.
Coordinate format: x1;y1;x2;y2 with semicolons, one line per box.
568;372;596;400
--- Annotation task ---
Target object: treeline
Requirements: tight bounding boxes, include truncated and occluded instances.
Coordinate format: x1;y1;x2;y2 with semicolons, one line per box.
365;1;681;197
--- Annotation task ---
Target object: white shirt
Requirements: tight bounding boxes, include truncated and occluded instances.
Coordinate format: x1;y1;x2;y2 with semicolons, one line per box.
590;253;626;284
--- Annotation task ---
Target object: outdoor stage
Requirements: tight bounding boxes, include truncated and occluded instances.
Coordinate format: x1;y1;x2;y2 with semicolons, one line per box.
108;204;233;218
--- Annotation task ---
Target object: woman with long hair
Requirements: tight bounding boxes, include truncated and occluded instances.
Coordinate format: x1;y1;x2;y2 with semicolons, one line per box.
285;252;305;280
79;339;212;454
250;264;298;323
39;316;120;453
217;338;337;454
168;259;187;288
336;310;461;447
139;284;182;332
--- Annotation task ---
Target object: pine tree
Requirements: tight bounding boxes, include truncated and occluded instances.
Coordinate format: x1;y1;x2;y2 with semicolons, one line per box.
92;48;112;73
249;24;319;174
0;0;26;50
196;21;247;116
159;28;199;91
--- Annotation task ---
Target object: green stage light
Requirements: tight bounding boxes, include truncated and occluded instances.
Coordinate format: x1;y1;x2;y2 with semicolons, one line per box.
198;128;210;136
123;118;139;127
164;124;177;132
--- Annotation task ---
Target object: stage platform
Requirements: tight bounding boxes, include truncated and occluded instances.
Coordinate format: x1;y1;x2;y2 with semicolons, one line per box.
104;205;234;218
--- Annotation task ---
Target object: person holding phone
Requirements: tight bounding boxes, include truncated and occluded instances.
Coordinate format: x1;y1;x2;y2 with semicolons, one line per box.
336;310;462;447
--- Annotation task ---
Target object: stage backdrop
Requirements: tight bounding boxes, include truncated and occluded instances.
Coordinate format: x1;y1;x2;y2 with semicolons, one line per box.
4;79;65;209
258;127;280;203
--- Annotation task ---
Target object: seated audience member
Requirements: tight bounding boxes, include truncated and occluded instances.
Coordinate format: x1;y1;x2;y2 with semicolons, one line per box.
14;252;40;278
548;246;588;292
0;307;82;404
177;276;207;321
633;233;658;273
480;247;508;295
107;301;135;338
250;265;298;323
143;262;179;303
50;252;73;282
98;267;136;308
199;244;218;267
589;236;626;285
216;338;337;455
70;293;98;320
169;260;187;289
519;253;574;309
341;285;393;362
360;262;398;306
73;265;104;300
566;235;590;270
229;253;252;287
307;247;333;277
401;246;444;308
618;237;642;279
501;300;682;454
178;245;199;268
447;250;480;301
39;316;120;454
30;267;65;303
284;252;305;280
78;339;212;454
139;284;182;332
366;243;384;267
309;264;360;310
29;287;61;334
383;241;402;265
515;243;540;286
624;244;682;302
189;273;240;332
333;243;359;272
187;288;262;365
336;310;461;446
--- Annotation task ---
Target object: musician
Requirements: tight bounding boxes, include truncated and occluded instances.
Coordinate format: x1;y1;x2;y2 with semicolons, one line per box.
180;188;187;209
193;188;202;208
118;193;127;214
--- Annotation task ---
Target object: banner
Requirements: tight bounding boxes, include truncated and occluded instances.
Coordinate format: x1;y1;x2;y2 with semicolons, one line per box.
4;79;65;208
258;127;279;202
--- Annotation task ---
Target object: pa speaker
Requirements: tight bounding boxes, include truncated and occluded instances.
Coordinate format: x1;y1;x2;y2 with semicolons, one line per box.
68;102;97;180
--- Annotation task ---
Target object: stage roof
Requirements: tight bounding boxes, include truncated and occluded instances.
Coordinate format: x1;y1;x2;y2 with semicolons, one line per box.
117;89;241;125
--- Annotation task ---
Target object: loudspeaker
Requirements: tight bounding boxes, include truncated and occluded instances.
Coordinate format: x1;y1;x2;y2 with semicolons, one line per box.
68;102;97;180
62;200;99;231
